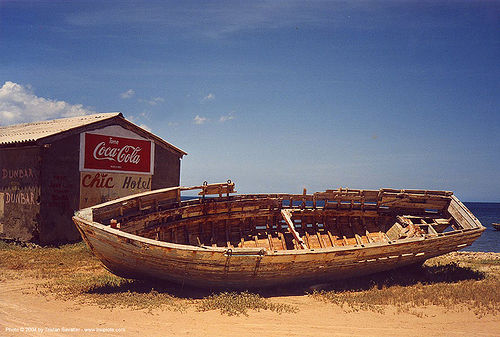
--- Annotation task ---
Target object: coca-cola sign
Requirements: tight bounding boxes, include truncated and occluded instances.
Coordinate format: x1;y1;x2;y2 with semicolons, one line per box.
82;133;153;173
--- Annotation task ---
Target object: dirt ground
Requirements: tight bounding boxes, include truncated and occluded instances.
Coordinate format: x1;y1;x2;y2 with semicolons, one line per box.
0;278;498;337
1;246;499;337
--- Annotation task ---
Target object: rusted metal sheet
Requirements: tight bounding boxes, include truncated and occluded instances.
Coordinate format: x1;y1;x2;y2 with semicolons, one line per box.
0;113;186;157
72;182;486;289
0;113;121;145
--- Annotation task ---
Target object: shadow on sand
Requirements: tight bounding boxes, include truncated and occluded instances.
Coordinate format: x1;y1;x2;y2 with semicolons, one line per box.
86;262;485;299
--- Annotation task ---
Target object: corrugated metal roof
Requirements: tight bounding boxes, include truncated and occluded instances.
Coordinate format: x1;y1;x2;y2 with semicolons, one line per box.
0;112;187;156
0;113;121;145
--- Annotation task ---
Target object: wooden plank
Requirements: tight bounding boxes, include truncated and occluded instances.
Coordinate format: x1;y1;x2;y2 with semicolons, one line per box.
225;221;231;247
447;196;481;229
281;209;307;249
238;222;245;248
289;209;379;217
267;233;274;251
316;232;325;248
278;231;287;250
365;230;374;243
427;224;438;235
185;225;190;244
304;231;311;248
326;230;336;247
379;197;449;210
210;222;216;247
361;217;374;243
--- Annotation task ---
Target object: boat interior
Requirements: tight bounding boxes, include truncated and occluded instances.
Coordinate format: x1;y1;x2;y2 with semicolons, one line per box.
89;182;477;251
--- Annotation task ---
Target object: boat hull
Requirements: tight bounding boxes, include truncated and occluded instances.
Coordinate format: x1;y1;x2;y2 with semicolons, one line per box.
72;183;486;288
74;217;483;288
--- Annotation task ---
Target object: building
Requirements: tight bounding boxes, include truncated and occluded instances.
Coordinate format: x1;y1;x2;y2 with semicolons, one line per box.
0;113;186;244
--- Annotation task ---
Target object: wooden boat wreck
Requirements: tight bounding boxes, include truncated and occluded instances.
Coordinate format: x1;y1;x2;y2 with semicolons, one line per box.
492;223;500;231
73;181;485;288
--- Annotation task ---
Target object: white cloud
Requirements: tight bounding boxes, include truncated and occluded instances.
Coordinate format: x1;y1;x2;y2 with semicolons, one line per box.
152;97;164;104
120;89;135;99
139;97;165;105
194;115;207;125
168;121;179;127
202;93;215;101
0;81;95;125
219;111;235;122
64;2;342;39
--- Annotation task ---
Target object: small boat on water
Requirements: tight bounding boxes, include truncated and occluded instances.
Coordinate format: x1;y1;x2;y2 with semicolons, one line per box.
73;181;485;288
492;223;500;231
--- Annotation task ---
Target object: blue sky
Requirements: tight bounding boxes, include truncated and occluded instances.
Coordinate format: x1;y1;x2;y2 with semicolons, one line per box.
0;1;499;201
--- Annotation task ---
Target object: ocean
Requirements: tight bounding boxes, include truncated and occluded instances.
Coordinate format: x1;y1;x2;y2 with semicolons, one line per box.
463;202;500;253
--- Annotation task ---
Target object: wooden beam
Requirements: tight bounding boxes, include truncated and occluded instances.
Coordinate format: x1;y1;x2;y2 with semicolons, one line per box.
326;230;336;247
281;209;307;249
184;225;190;245
304;231;311;248
239;222;245;248
278;231;287;250
210;222;216;247
267;233;274;251
316;232;325;248
362;217;374;243
427;224;438;235
224;220;231;248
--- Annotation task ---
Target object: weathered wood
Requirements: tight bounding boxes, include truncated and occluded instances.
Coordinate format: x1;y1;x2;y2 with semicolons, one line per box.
281;209;307;249
72;182;485;289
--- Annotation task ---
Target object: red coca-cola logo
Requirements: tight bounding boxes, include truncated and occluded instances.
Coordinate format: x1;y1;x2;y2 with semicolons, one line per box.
83;134;152;173
93;142;142;164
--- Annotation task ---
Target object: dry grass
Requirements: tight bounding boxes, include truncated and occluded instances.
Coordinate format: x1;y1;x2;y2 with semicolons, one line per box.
0;241;183;312
311;256;500;318
1;240;499;317
197;291;298;316
0;241;295;315
0;241;101;281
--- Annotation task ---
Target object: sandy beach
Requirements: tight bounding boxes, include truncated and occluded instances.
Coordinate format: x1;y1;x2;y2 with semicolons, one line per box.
1;244;499;337
1;280;498;337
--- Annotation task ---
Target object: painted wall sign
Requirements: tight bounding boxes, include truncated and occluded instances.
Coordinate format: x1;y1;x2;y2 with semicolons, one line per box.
80;133;154;174
2;168;35;180
79;172;152;209
0;147;41;241
4;188;39;205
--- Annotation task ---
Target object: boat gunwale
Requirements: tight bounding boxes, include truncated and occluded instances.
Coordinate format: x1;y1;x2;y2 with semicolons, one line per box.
73;182;485;257
72;214;485;257
75;184;459;224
